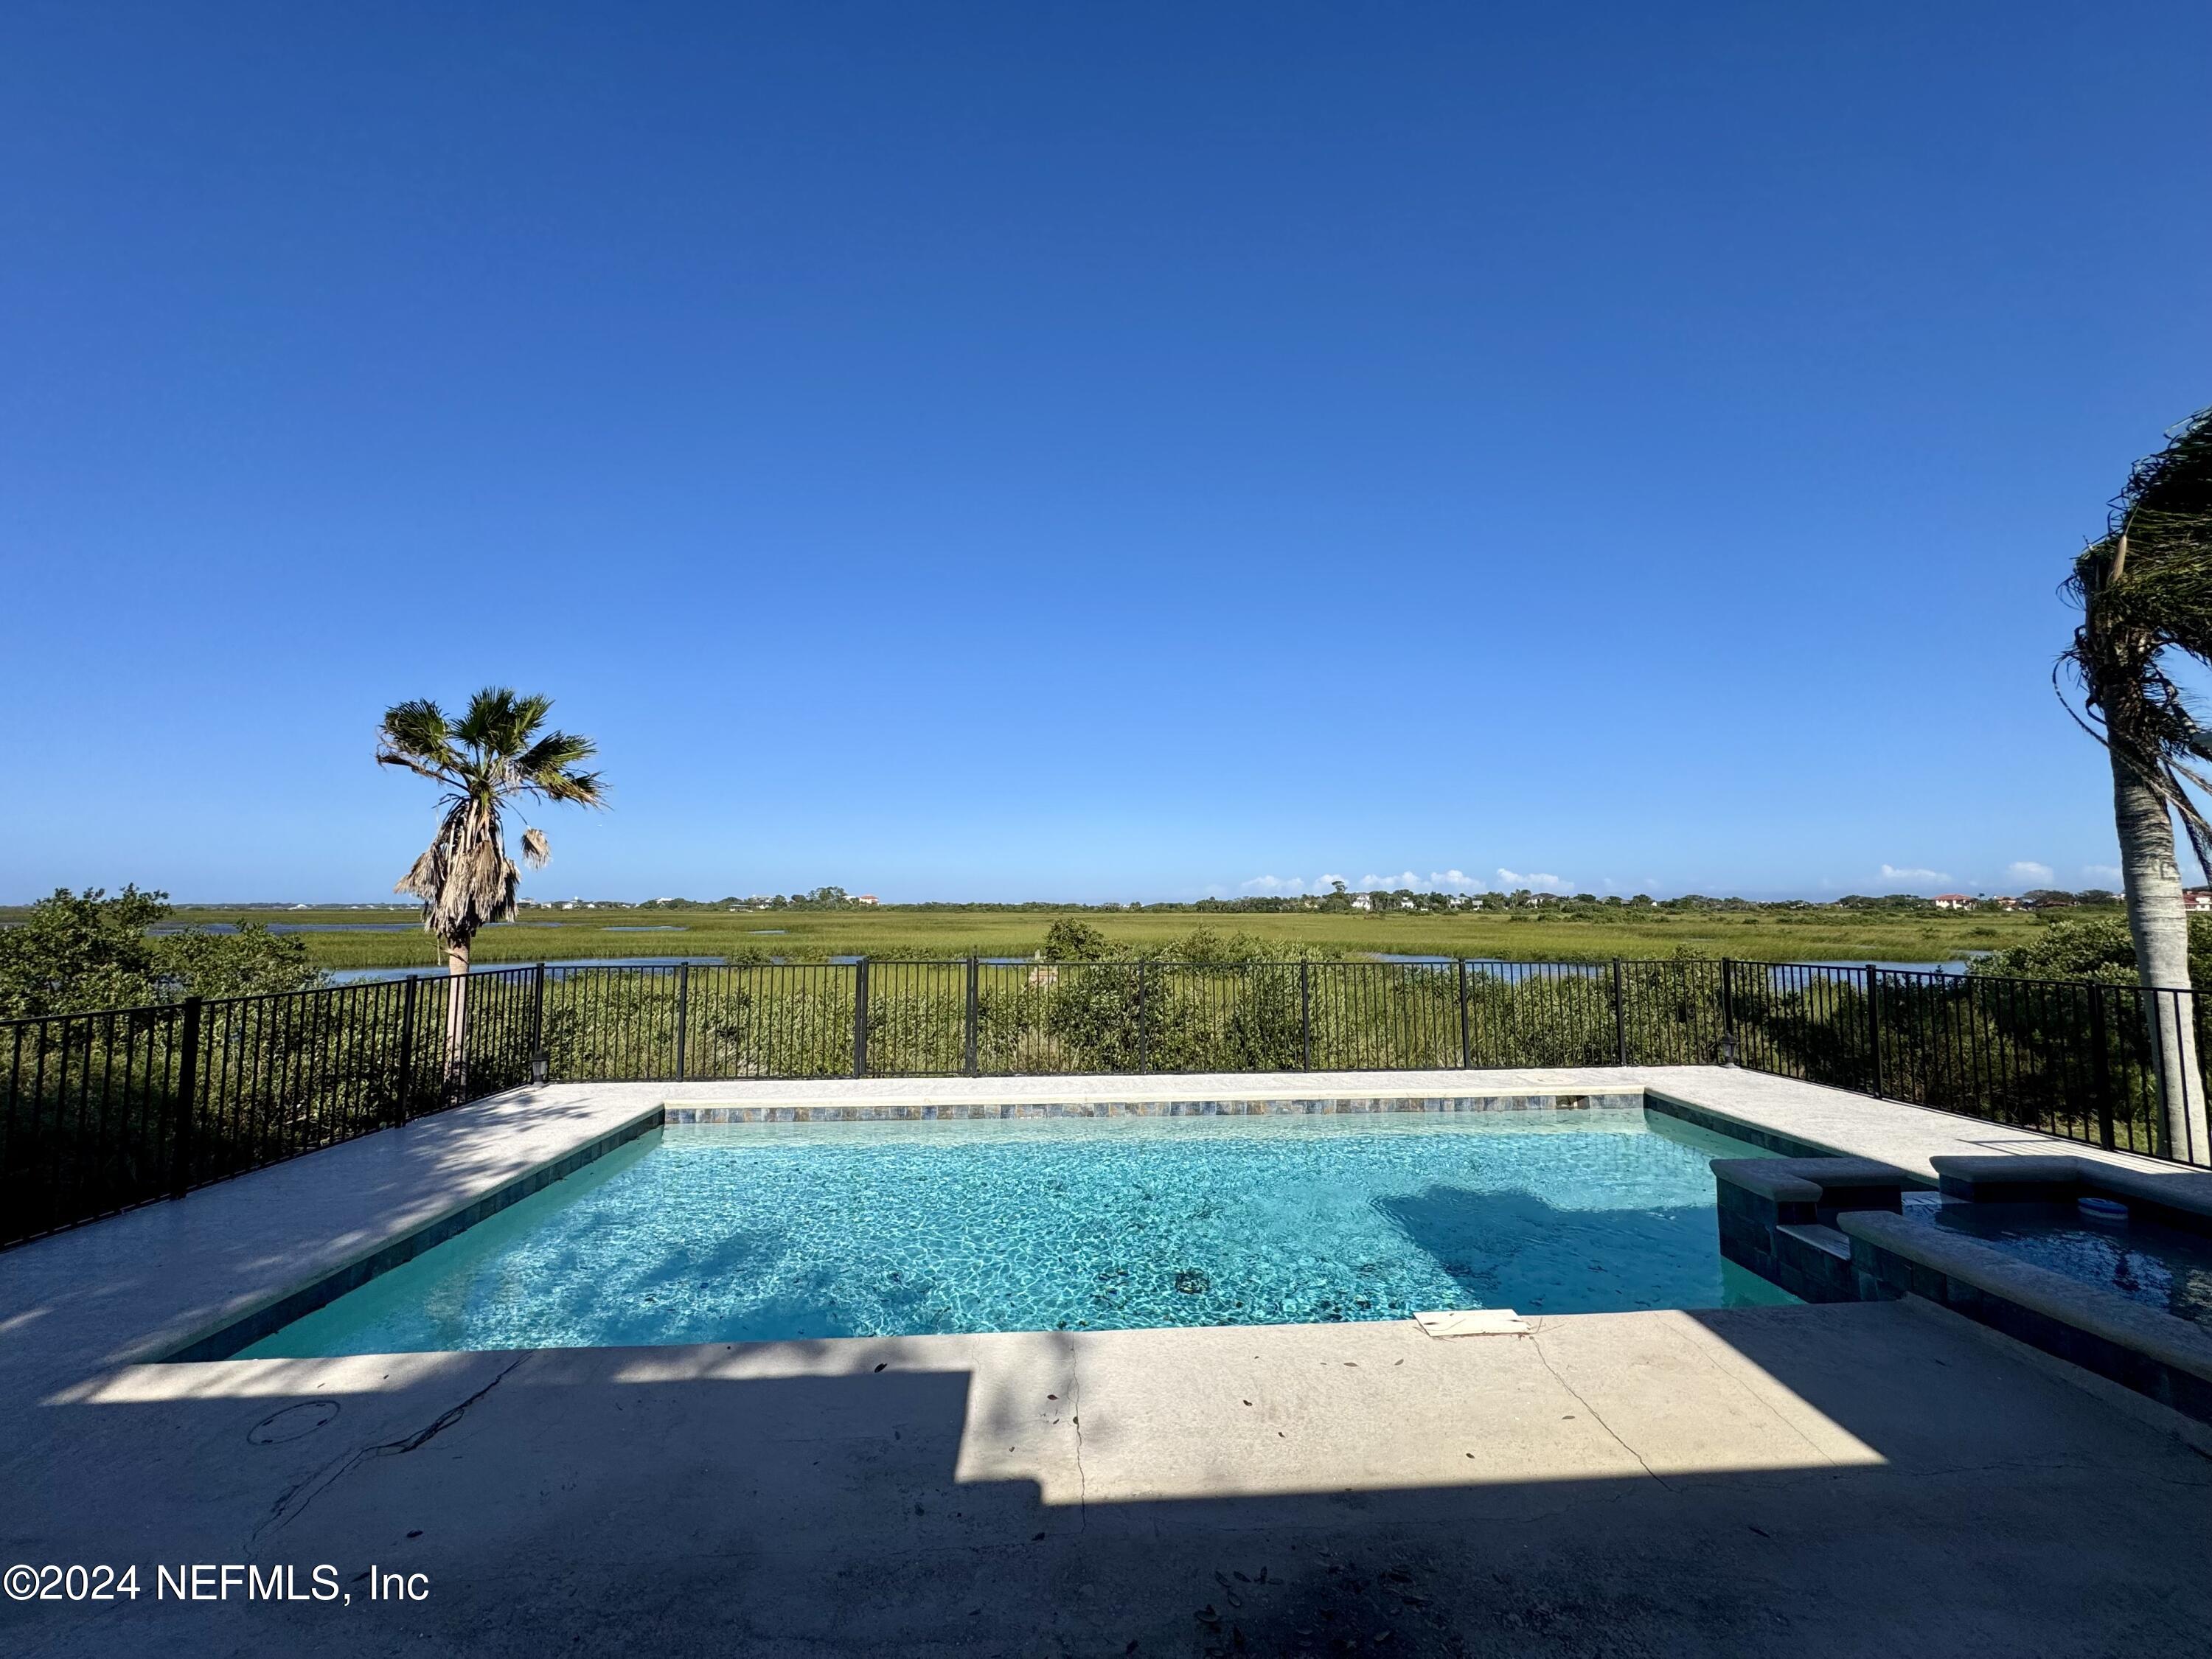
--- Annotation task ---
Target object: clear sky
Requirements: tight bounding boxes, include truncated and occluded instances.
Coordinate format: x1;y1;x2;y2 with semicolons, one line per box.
4;2;2208;903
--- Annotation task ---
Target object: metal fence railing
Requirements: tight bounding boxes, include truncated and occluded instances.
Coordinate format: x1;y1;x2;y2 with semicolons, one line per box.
4;956;2205;1248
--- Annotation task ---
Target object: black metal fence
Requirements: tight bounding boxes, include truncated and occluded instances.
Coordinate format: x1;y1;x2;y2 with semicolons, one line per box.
3;956;2205;1248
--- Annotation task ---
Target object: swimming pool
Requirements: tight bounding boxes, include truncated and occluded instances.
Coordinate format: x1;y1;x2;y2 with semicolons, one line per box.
239;1106;1789;1356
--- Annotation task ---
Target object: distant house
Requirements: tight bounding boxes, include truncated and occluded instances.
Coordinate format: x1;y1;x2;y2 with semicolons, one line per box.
856;894;880;906
1398;898;1416;911
2187;888;2212;913
1932;894;1976;910
1350;894;1374;911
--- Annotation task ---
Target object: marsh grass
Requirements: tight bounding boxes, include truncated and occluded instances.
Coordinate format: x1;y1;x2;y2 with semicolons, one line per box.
30;902;2048;972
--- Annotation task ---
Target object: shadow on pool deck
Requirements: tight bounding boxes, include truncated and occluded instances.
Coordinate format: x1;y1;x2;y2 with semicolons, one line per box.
10;1298;2212;1658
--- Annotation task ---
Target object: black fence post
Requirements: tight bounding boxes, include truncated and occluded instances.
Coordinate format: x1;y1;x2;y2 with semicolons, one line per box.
396;975;419;1123
964;956;979;1076
1457;958;1471;1070
529;963;548;1085
674;962;689;1083
2184;990;2203;1165
1300;960;1312;1071
2089;984;2115;1152
1612;959;1627;1066
1721;957;1736;1065
852;959;870;1078
168;995;202;1200
1866;964;1885;1098
1619;960;1637;1066
1137;961;1150;1074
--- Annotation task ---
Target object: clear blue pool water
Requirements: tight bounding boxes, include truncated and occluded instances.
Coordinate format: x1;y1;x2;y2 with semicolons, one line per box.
240;1107;1790;1356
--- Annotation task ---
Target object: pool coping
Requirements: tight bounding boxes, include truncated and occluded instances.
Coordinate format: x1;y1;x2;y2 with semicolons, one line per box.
1639;1090;1851;1164
663;1089;1644;1121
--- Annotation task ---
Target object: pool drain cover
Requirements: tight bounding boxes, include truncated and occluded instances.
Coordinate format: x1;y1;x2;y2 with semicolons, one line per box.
1414;1309;1531;1338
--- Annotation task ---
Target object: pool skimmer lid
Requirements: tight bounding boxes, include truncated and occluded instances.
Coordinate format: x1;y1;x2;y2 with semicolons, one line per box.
1413;1309;1531;1338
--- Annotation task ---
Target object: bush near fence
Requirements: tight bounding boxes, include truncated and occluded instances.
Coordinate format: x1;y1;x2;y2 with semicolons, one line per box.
1;957;2200;1248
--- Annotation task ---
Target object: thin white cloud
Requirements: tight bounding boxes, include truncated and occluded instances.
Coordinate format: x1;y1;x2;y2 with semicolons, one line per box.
2006;861;2054;886
1497;867;1568;891
1243;873;1375;896
2082;865;2121;883
1879;863;1950;885
1252;868;1549;895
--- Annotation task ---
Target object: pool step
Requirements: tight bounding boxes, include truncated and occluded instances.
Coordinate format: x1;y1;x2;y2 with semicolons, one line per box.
1777;1222;1852;1261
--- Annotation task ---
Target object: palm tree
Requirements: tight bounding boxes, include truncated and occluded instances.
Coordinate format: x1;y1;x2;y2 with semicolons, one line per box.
377;688;605;1091
2061;407;2212;1162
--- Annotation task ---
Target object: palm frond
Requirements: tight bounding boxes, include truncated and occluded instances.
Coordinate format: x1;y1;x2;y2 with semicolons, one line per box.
377;699;457;776
514;728;597;781
2119;407;2212;525
506;692;554;743
456;686;525;756
535;767;605;807
2060;406;2212;881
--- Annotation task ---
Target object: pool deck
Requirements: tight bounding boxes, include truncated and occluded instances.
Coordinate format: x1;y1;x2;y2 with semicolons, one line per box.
7;1066;2212;1655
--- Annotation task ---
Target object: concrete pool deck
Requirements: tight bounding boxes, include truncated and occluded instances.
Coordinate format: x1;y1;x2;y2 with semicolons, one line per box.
6;1066;2212;1655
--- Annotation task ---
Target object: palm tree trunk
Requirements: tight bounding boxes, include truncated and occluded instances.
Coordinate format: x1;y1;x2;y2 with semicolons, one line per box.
2112;748;2209;1161
443;937;471;1099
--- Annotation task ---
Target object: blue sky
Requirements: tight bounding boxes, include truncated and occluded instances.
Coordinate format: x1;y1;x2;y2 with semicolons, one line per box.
3;2;2208;903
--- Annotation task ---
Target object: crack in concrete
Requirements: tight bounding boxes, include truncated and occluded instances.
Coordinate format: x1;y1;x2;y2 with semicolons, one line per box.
250;1356;527;1544
1065;1334;1089;1531
1526;1328;1675;1492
